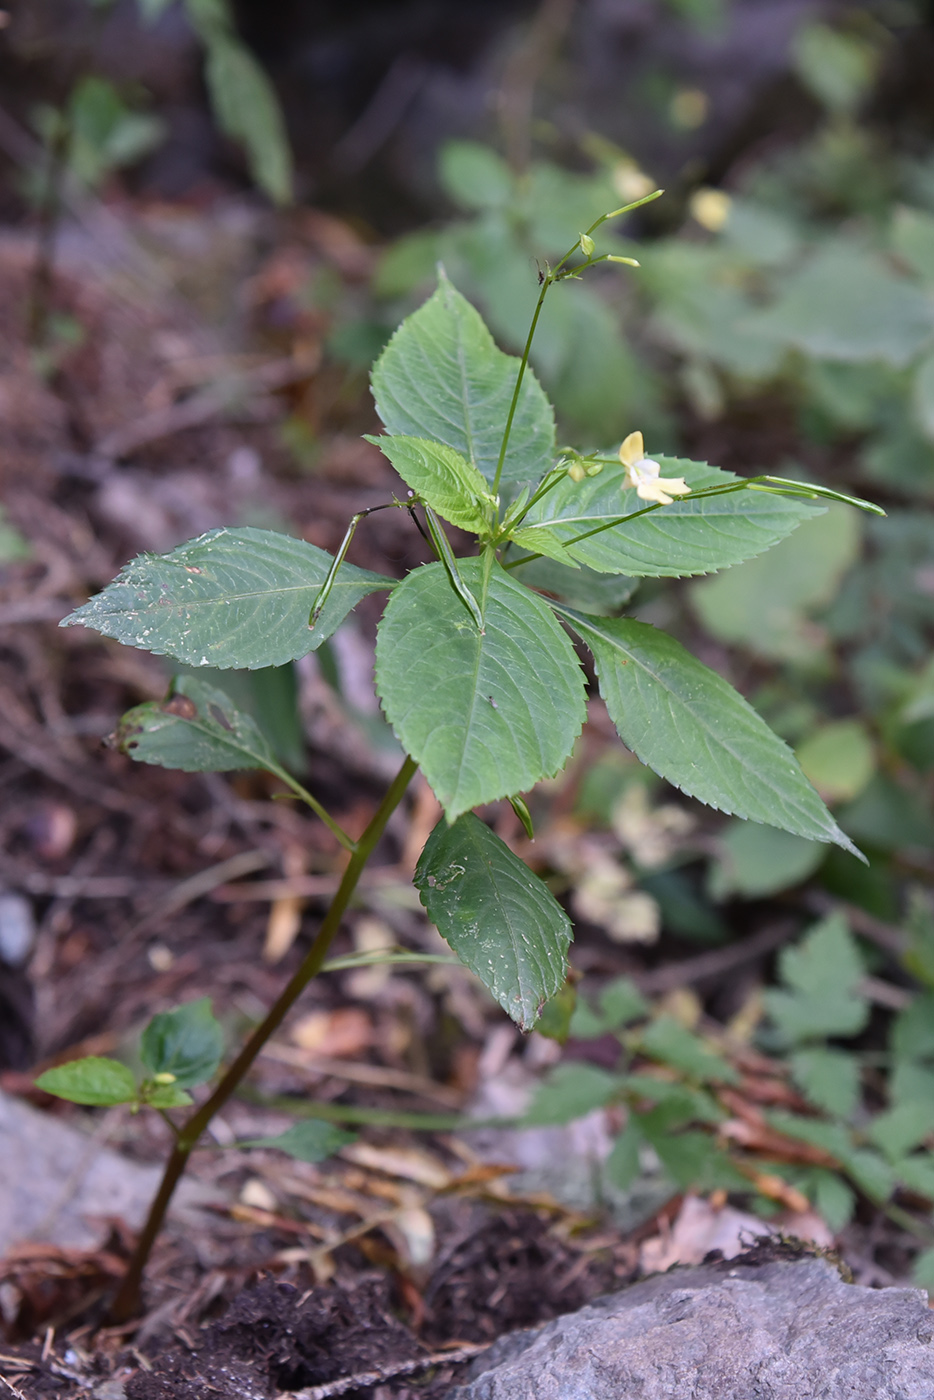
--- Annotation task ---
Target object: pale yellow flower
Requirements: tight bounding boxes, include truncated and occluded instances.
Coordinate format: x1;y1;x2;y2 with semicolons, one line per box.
619;431;691;506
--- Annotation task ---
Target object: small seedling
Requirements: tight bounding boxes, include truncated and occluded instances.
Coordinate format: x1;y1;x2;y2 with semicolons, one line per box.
45;191;882;1319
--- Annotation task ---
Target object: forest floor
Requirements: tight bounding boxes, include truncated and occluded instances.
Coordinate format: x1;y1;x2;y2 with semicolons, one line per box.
0;197;918;1399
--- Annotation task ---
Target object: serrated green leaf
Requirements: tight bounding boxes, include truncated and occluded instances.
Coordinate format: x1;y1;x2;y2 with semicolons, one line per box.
368;435;492;532
868;1103;934;1162
790;1048;860;1119
808;1168;856;1231
239;1120;357;1163
557;609;860;855
524;457;819;577
893;994;934;1064
376;560;585;820
140;997;224;1089
415;813;573;1030
62;527;392;670
764;913;869;1044
112;675;284;777
639;1017;739;1085
36;1056;137;1107
508;525;579;566
525;1062;621;1125
370;271;555;498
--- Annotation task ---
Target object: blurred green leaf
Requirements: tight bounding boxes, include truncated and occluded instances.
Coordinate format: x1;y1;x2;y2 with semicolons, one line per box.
569;977;648;1039
692;505;862;662
867;1102;934;1162
440;141;513;211
747;244;933;367
186;0;293;204
837;774;934;852
790;1047;860;1119
764;913;868;1044
639;1017;738;1085
140;997;224;1089
534;981;578;1045
708;822;825;900
240;1120;356;1163
605;1121;643;1190
795;720;875;804
792;24;879;116
525;1062;621;1125
891;206;934;284
36;1056;137;1107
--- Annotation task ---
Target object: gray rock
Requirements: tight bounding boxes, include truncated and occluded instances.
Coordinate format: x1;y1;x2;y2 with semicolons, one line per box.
450;1256;934;1400
0;1089;222;1254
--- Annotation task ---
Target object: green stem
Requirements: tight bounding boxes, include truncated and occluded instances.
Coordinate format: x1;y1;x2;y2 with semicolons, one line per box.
491;277;551;501
109;752;418;1322
271;764;358;853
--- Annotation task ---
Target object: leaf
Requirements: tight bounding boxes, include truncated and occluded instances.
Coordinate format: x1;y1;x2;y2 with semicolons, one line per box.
525;1063;621;1125
912;1247;934;1291
524;457;819;577
707;822;824;900
746;243;934;368
639;1017;739;1085
376;559;585;820
186;0;293;204
144;1083;194;1109
439;141;513;211
790;1048;860;1119
140;997;224;1089
512;554;638;615
368;435;492;532
867;1103;934;1162
239;1120;357;1163
508;526;580;566
894;1154;934;1199
534;981;577;1045
370;270;556;498
795;720;875;803
764;913;869;1045
605;1122;643;1190
792;24;879;115
569;977;648;1039
113;675;286;777
62;527;392;670
415;813;573;1031
692;506;862;662
557;609;861;855
892;206;934;285
36;1056;137;1107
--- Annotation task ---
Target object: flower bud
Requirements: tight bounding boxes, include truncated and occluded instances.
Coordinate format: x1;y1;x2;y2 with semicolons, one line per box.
579;233;595;258
153;1072;177;1085
568;460;586;483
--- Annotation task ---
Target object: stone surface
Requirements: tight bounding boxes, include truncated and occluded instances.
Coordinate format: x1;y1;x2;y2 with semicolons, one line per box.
449;1255;934;1400
0;1090;222;1254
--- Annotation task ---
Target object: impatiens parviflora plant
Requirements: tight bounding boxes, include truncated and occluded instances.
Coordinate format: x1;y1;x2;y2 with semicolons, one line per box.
42;193;883;1319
